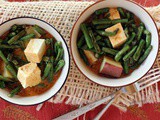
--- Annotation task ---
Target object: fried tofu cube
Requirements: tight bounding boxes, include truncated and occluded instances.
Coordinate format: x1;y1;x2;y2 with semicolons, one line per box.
17;63;41;88
109;8;121;20
83;50;97;65
105;23;127;48
24;39;46;63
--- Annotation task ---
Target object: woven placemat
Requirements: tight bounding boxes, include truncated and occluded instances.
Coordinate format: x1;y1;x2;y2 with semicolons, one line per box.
0;1;160;111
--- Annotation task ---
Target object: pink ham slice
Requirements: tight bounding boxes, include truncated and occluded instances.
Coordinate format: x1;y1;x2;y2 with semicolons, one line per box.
99;56;123;78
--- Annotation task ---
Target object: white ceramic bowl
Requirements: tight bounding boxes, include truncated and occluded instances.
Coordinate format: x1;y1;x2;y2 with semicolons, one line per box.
0;17;70;105
71;0;159;87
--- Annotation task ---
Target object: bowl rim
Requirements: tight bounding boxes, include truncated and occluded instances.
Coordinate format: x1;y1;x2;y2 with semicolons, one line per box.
70;0;160;88
0;16;70;106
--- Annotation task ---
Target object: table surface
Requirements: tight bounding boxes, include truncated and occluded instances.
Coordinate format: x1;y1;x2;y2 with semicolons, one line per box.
0;0;160;120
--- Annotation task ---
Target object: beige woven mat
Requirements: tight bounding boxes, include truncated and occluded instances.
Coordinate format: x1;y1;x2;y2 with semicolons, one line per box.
0;1;160;111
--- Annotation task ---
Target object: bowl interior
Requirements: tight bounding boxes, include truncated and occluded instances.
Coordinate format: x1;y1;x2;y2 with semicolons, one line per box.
0;17;70;105
71;0;159;87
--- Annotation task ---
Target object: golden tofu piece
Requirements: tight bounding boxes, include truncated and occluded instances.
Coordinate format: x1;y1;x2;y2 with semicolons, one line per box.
17;63;41;88
83;50;97;65
24;39;46;63
109;8;121;20
105;23;127;48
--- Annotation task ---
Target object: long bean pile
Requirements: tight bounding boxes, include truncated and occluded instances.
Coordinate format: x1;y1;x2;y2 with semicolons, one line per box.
0;24;65;97
77;7;152;76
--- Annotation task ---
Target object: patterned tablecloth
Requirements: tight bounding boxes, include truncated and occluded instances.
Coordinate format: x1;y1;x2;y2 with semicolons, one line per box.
0;0;160;120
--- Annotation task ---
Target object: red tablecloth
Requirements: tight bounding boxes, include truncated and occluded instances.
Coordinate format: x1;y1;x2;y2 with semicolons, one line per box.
1;0;160;120
1;100;160;120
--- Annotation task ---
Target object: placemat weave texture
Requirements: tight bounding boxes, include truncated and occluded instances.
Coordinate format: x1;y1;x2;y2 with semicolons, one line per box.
0;1;160;111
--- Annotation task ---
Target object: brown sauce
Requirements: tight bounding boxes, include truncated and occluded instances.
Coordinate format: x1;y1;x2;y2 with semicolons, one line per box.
18;70;61;96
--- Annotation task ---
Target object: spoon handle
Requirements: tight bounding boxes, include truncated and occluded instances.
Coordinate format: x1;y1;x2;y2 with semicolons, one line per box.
53;93;116;120
93;98;115;120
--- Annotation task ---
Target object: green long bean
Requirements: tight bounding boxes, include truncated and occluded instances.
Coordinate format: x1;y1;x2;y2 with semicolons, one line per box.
0;75;13;82
20;33;35;41
0;44;20;49
54;60;65;73
133;39;145;61
80;24;93;49
123;61;129;74
124;32;136;46
6;64;17;79
123;46;137;61
8;86;21;97
89;30;101;53
79;49;89;65
95;8;109;15
104;39;112;48
42;62;52;80
96;29;119;37
8;30;26;45
77;35;85;48
92;19;128;25
145;34;151;49
102;47;118;56
33;25;46;35
138;45;152;64
117;7;125;17
137;26;144;41
115;45;130;61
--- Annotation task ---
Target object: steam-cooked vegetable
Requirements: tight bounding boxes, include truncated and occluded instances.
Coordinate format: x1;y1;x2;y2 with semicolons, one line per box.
117;7;125;17
94;8;109;15
89;30;101;53
0;51;17;79
123;46;137;61
100;56;123;77
144;31;151;48
137;26;144;41
133;39;145;61
102;47;118;56
54;60;65;73
8;86;21;97
115;45;130;62
95;29;119;37
80;23;93;49
20;33;35;41
124;32;136;46
138;45;152;65
8;30;26;45
42;62;52;80
92;19;128;25
79;49;89;65
0;75;13;82
77;35;85;48
123;61;129;74
33;25;46;35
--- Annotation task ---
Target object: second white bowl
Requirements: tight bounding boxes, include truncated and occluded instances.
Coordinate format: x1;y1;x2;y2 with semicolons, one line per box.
70;0;159;87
